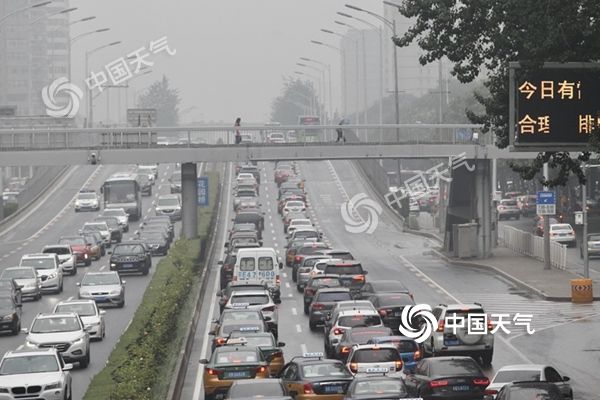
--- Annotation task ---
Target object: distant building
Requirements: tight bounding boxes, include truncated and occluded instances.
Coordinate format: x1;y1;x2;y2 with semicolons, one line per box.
0;0;71;116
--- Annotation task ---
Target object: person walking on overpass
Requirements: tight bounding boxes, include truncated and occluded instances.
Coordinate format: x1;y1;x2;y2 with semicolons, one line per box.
234;117;242;144
336;118;346;143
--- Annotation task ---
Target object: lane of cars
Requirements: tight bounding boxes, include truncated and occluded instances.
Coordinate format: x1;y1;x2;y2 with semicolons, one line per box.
205;161;575;400
0;163;181;399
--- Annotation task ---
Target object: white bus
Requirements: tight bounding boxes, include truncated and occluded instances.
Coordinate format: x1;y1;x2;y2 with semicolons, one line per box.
101;173;142;221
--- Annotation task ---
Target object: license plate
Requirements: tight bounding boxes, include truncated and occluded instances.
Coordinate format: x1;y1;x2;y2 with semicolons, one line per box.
225;371;249;379
452;385;470;391
123;263;133;268
594;244;600;248
559;233;566;236
444;339;459;346
323;385;342;393
95;297;108;302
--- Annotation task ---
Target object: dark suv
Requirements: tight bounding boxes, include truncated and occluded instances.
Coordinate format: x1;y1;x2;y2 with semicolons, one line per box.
109;243;152;275
323;261;367;290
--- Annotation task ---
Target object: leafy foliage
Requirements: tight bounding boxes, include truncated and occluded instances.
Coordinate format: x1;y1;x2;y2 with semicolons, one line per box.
137;75;181;126
392;0;600;186
271;78;322;124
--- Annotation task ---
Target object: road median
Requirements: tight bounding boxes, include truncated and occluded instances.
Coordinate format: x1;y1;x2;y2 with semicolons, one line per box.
84;169;220;400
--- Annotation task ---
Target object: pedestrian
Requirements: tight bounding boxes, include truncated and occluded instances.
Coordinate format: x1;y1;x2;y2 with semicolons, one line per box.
336;118;346;143
234;117;242;144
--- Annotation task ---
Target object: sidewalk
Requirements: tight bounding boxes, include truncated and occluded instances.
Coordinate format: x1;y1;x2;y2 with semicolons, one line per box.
407;214;600;302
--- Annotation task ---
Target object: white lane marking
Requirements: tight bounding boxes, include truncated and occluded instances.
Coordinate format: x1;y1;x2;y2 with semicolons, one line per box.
67;296;74;301
288;293;293;298
192;163;233;400
282;272;288;278
398;255;532;364
99;265;106;271
0;166;101;242
296;324;302;333
161;178;165;183
285;282;291;289
292;307;298;316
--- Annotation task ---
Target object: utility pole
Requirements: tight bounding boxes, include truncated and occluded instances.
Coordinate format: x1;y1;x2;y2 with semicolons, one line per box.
543;163;551;270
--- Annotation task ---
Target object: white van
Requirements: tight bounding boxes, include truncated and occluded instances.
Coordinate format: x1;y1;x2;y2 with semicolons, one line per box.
232;248;283;302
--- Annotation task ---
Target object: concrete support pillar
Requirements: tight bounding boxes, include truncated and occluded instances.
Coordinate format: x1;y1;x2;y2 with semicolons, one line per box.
0;167;4;220
181;162;198;239
475;159;492;258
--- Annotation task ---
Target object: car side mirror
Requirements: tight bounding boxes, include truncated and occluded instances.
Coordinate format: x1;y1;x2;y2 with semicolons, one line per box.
217;261;224;265
122;280;126;285
100;310;106;315
224;242;229;248
107;251;112;255
274;298;281;304
16;285;23;290
199;359;209;364
279;262;283;270
76;282;81;287
264;316;272;322
84;326;91;332
563;376;570;382
63;363;74;371
259;241;263;246
21;328;28;334
277;342;286;347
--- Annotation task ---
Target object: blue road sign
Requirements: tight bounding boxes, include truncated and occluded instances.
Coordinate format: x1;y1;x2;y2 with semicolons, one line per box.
197;176;209;206
537;191;556;205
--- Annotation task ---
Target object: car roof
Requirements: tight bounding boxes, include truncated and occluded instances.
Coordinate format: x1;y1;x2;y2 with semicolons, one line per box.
55;299;96;307
496;364;546;371
36;312;79;319
4;348;60;358
84;271;119;276
21;253;54;258
230;290;270;296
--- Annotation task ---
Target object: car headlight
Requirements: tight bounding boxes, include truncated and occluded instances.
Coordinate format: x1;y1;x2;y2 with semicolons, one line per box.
47;272;57;279
110;263;116;267
73;337;84;345
80;291;91;297
2;314;13;321
84;253;89;259
109;289;121;295
44;382;62;390
0;388;9;393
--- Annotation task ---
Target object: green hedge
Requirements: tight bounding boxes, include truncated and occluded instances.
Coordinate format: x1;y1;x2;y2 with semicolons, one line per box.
2;203;18;219
84;171;219;400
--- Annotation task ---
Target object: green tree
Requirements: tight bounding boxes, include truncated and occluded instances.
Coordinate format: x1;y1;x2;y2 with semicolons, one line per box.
271;79;322;124
391;0;600;186
137;75;181;126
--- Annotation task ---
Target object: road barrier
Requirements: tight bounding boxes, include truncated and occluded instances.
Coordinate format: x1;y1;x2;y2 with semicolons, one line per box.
499;224;567;269
571;278;593;303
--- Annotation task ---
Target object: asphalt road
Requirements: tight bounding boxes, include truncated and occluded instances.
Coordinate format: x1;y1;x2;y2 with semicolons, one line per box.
0;163;181;400
182;160;600;399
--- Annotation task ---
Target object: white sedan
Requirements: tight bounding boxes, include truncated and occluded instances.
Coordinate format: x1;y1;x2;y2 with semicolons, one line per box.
549;223;576;247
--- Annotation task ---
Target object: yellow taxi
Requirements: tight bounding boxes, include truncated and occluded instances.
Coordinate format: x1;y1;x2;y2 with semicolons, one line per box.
199;339;270;400
279;353;353;400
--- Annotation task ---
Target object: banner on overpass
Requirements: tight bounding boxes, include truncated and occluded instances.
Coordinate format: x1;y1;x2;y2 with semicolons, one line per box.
197;176;209;206
509;62;600;151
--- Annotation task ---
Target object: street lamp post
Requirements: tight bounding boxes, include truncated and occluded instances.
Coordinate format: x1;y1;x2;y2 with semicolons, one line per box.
294;71;321;117
320;29;361;127
310;40;347;119
297;62;327;120
581;164;600;279
0;1;51;26
300;57;333;122
85;40;121;128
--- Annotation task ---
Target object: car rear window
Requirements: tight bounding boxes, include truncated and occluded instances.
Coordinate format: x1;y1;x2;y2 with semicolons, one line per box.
324;265;363;275
354;379;407;396
376;294;415;307
352;348;400;363
551;224;572;231
317;292;352;302
302;363;351;378
338;315;381;328
299;245;329;255
258;257;274;271
215;351;258;365
239;258;256;271
231;295;269;306
310;278;341;288
494;370;541;383
430;359;482;376
43;247;70;255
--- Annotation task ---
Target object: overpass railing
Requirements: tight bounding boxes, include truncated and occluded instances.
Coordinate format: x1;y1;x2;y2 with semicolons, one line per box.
499;224;567;270
0;124;487;151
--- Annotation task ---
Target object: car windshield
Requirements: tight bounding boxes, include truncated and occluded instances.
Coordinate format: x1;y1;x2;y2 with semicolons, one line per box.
338;315;381;328
507;388;556;399
2;268;35;279
230;294;269;306
20;258;55;270
103;209;126;217
43;247;70;255
113;245;145;255
376;294;415;307
237;190;256;197
494;370;541;383
229;381;284;397
215;350;258;365
81;273;120;286
353;348;399;363
286;201;304;207
317;292;351;302
77;193;96;200
31;316;81;333
55;303;96;317
430;359;482;376
157;198;179;207
83;224;105;232
0;355;59;375
222;311;262;322
60;237;85;245
233;335;274;348
354;379;406;395
551;224;572;231
302;363;351;378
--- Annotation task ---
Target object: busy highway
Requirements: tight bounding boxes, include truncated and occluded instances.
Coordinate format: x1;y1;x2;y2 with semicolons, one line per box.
0;163;183;400
177;157;599;400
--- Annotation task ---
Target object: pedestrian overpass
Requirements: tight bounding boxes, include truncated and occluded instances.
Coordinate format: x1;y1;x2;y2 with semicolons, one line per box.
0;123;544;258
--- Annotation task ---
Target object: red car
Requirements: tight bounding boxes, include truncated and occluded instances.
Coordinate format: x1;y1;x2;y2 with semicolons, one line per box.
58;236;92;266
274;166;294;185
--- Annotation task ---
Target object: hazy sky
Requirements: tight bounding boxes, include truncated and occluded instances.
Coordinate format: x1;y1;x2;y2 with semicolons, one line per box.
69;0;388;124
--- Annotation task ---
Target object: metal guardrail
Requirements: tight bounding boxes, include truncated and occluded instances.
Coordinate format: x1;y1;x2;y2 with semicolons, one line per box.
0;123;489;150
499;224;567;269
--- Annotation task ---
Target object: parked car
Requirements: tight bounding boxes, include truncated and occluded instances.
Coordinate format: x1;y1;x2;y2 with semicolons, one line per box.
549;223;576;247
580;233;600;258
